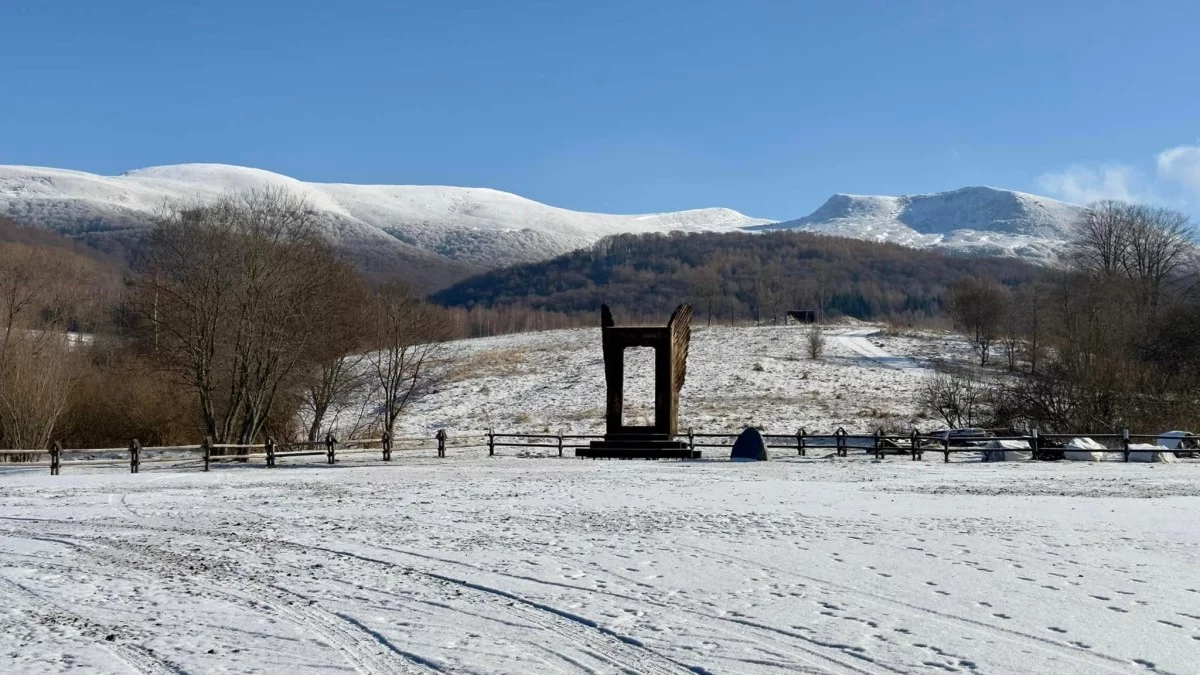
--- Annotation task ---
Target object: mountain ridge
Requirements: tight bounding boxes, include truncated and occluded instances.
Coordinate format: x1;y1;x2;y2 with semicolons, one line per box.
754;186;1083;261
0;163;1084;284
0;163;773;289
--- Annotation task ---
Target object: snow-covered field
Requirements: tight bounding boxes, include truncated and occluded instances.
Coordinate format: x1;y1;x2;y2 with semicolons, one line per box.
5;325;1199;674
401;324;945;437
3;456;1199;674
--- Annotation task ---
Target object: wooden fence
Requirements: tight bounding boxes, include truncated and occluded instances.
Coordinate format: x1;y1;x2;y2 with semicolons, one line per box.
2;427;1196;475
483;427;1200;463
0;431;489;475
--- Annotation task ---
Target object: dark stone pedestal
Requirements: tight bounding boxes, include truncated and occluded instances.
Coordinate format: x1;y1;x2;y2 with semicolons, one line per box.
730;427;769;461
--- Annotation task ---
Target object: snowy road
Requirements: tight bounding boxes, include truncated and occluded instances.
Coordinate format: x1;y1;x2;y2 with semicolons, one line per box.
830;330;928;374
2;457;1199;673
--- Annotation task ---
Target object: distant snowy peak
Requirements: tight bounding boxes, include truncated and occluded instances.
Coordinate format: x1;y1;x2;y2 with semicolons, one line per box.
757;187;1084;261
0;163;1082;274
0;163;771;272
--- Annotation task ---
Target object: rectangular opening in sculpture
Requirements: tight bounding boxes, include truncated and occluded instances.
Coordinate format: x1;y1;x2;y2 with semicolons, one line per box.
622;346;656;427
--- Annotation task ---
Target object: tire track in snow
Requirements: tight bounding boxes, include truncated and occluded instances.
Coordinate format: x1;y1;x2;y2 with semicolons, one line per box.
0;515;918;674
301;543;697;675
359;541;879;675
0;574;184;675
4;518;691;675
0;522;439;675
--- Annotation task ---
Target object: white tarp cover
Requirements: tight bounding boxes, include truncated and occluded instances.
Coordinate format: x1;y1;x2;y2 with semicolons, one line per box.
1127;443;1178;463
982;439;1032;462
1064;437;1108;462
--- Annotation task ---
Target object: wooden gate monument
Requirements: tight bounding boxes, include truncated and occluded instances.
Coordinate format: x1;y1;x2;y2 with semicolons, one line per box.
576;303;700;459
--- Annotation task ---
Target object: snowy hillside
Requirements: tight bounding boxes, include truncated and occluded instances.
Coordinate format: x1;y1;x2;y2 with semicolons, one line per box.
0;164;770;273
754;187;1084;262
397;324;944;437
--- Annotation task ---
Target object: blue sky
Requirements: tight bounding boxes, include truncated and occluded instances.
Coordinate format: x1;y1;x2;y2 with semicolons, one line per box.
2;1;1199;219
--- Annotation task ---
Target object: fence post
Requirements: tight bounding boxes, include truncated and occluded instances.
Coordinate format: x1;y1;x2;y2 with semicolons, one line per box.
382;431;392;461
873;428;882;459
942;435;950;463
1031;428;1040;461
266;437;275;468
326;434;336;464
129;439;141;474
50;440;61;475
798;428;806;457
437;429;447;458
688;427;695;452
488;428;495;456
557;432;563;458
910;429;919;460
203;436;212;472
1123;428;1130;462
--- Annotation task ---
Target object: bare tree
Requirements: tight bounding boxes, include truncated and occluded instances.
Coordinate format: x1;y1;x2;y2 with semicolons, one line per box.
365;281;451;437
805;326;826;360
1121;205;1196;314
998;296;1023;372
918;370;990;429
1019;282;1049;374
944;277;1010;366
299;264;372;441
0;335;76;452
693;268;721;326
1069;200;1133;275
757;265;787;325
798;274;833;323
1070;201;1197;315
139;188;356;445
0;242;101;451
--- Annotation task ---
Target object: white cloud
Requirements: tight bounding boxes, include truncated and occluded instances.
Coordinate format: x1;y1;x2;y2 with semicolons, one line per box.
1035;164;1143;204
1156;145;1200;193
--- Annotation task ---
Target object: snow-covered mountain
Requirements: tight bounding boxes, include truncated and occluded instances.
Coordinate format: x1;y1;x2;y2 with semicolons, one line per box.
0;163;771;287
0;163;1083;285
753;186;1084;261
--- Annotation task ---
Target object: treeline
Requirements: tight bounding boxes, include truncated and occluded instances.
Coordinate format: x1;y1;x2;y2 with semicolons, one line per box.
432;231;1045;323
926;201;1200;433
1;192;559;453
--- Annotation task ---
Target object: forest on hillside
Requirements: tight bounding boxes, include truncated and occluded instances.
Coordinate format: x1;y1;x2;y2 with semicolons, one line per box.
432;231;1045;323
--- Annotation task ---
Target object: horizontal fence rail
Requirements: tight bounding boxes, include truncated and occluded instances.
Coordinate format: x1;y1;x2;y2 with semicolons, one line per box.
0;431;486;475
2;428;1196;475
